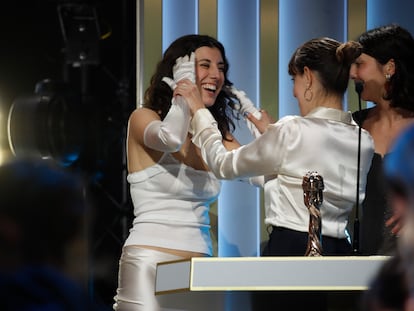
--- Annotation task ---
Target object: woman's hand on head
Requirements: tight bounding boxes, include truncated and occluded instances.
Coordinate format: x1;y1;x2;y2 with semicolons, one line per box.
174;79;205;115
162;52;196;90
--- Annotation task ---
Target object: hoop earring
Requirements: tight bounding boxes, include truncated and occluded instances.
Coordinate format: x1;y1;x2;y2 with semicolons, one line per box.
304;87;313;102
383;74;392;98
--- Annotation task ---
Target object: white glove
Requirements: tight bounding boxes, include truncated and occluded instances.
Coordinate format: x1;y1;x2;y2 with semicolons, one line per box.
162;52;196;90
143;96;190;152
230;86;262;138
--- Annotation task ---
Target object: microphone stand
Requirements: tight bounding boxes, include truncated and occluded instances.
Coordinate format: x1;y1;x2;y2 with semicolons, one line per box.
353;82;363;254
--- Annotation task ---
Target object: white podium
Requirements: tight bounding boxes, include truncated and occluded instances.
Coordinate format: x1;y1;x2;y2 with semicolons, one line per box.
155;256;389;311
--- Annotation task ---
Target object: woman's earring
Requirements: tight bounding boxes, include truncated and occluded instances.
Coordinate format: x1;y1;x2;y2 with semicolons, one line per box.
304;86;313;102
384;74;392;98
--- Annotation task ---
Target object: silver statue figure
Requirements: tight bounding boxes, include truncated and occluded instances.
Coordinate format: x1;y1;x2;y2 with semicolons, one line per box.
302;171;324;256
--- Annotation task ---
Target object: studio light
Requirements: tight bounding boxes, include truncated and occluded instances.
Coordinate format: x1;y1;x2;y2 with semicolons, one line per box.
7;2;114;173
58;2;101;66
7;79;85;167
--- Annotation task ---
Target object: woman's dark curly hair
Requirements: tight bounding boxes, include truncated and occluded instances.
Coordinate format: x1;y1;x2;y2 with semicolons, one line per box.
144;34;238;139
357;24;414;112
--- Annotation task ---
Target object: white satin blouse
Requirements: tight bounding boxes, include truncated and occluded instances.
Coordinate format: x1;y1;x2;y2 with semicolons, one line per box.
191;106;374;238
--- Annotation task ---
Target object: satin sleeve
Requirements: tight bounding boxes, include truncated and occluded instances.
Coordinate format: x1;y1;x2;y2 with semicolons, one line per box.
143;96;190;152
247;176;265;187
191;108;288;179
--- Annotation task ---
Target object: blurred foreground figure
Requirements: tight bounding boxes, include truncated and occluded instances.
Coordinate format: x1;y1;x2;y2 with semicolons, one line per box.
362;124;414;311
386;125;414;311
0;157;108;311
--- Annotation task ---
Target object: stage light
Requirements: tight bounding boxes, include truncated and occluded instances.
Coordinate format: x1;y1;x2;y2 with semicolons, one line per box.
7;79;85;167
0;104;8;165
58;2;101;66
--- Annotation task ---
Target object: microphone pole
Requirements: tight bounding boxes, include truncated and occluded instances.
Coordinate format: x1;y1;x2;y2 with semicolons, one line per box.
353;81;363;254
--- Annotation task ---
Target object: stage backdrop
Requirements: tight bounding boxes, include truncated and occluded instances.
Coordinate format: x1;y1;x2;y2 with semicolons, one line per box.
135;0;414;257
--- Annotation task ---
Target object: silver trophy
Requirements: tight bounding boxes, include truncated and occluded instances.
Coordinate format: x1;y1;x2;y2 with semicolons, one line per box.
302;171;324;257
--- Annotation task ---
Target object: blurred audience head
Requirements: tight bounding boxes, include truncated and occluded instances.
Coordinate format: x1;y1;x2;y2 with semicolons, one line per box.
0;157;108;310
361;254;408;311
0;157;87;271
384;124;414;202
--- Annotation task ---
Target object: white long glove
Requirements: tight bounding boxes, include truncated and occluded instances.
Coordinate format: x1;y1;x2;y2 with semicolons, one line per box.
143;97;190;152
143;53;196;152
230;86;262;138
162;52;196;89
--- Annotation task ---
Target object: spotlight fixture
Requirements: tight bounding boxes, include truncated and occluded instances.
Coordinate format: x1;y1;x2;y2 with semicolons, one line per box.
58;2;101;66
7;79;85;166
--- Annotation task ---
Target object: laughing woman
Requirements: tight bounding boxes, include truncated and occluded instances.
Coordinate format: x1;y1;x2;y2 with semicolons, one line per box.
351;24;414;255
113;34;242;311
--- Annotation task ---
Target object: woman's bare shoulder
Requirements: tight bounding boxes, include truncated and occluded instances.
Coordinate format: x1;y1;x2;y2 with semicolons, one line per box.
129;107;159;120
128;107;160;130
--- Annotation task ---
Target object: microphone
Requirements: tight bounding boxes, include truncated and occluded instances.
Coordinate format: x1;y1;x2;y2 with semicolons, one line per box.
353;81;363;254
355;81;364;96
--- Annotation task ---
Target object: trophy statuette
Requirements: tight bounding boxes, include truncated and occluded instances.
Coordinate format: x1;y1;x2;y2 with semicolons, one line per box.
302;171;324;256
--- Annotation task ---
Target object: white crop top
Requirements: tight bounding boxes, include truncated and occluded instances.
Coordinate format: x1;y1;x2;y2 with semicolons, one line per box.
124;153;220;255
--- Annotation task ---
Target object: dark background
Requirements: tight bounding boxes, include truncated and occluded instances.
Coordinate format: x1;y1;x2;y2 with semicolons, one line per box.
0;0;137;307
